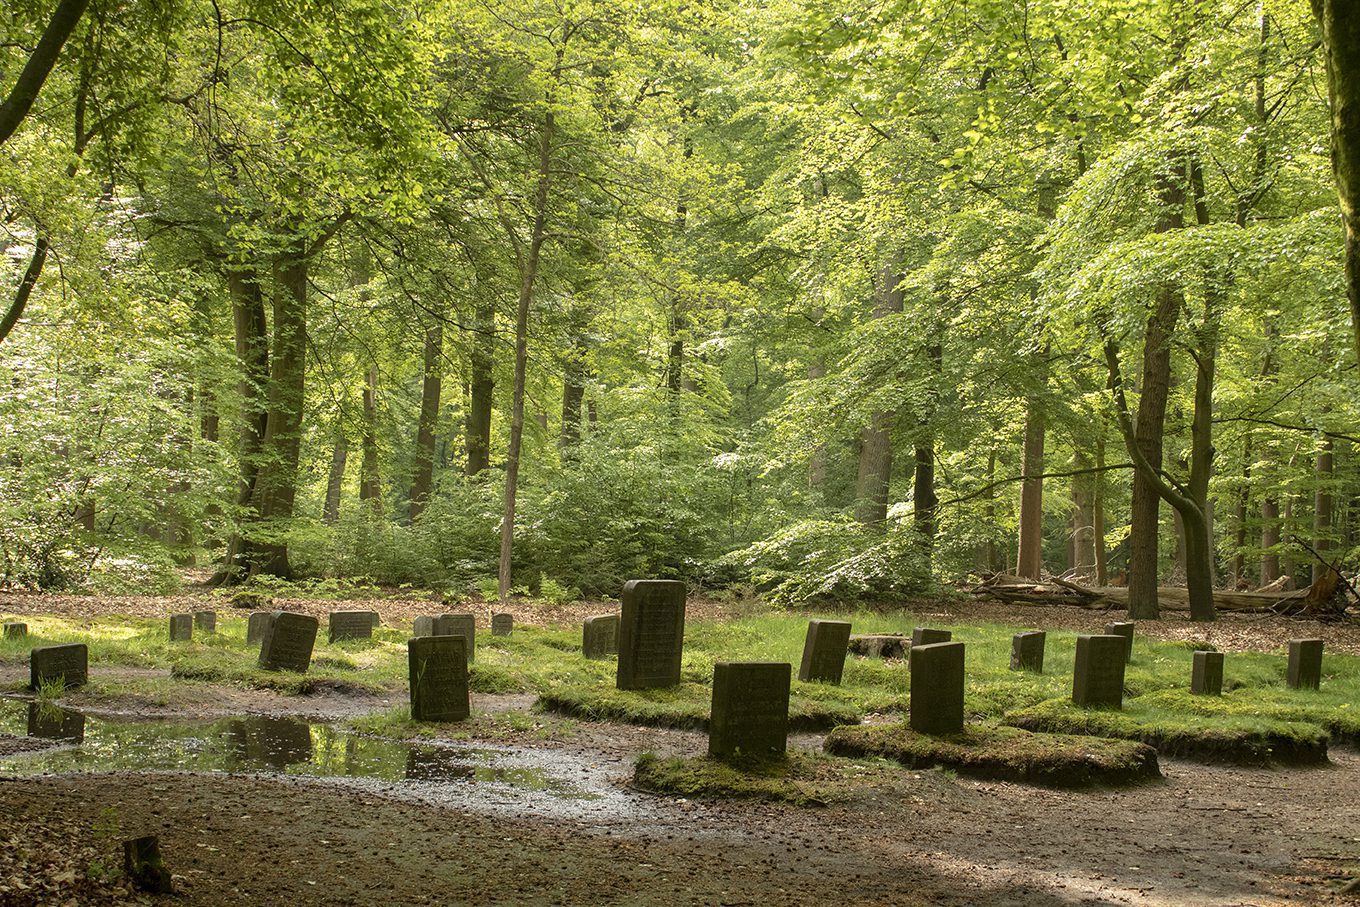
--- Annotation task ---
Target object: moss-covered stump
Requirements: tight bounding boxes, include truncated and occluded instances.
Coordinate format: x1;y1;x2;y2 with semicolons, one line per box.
823;723;1160;788
632;752;844;806
1004;698;1330;765
537;684;860;732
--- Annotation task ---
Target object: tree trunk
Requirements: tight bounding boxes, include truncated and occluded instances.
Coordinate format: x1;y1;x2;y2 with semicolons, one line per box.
854;259;903;527
976;447;997;573
359;363;381;512
1314;435;1334;583
914;339;942;544
1261;496;1281;584
0;237;49;344
1231;436;1252;585
0;0;89;147
1093;435;1108;586
560;308;587;452
322;433;347;524
465;297;495;476
409;320;443;521
1072;448;1095;577
1016;401;1045;579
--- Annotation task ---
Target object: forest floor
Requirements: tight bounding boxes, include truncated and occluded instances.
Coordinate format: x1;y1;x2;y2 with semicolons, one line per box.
1;588;1359;905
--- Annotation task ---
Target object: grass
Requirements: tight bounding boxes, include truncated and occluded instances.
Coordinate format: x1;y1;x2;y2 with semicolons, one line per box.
632;750;877;806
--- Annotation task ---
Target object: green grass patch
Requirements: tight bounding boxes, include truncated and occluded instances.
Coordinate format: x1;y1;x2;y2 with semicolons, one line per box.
632;751;853;806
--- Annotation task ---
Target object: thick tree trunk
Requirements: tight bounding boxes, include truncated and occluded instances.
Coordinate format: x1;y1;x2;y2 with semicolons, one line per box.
1261;496;1281;584
409;320;442;521
854;260;903;527
0;0;89;147
465;298;495;476
359;364;381;511
322;434;347;524
1314;436;1334;583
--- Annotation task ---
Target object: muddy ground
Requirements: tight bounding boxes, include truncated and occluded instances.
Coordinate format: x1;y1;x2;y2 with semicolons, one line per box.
2;591;1359;905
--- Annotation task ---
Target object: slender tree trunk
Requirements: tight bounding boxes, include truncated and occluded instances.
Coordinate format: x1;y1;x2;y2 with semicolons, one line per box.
323;434;347;524
1017;179;1056;579
466;297;495;476
1093;434;1108;585
560;306;587;451
0;238;49;344
1072;449;1095;577
1314;436;1335;583
854;259;903;527
359;364;381;511
914;339;942;543
976;447;997;573
1261;496;1281;584
0;0;89;147
409;320;443;521
1231;435;1252;585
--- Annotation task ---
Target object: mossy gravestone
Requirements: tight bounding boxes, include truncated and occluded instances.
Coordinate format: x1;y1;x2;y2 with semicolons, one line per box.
708;662;790;758
1104;621;1135;663
193;610;217;633
30;643;87;690
798;619;851;684
582;614;619;659
258;612;318;673
408;635;470;722
247;611;273;646
909;641;965;735
443;613;476;664
1191;650;1223;696
1010;631;1045;673
911;627;952;650
329;610;376;643
491;613;513;637
617;580;686;690
3;622;26;639
1287;639;1323;690
1072;635;1126;708
168;614;193;642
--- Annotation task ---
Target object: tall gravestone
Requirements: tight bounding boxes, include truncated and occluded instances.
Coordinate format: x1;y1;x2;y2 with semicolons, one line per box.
491;613;513;637
1287;639;1323;689
3;622;27;639
408;635;470;722
1104;621;1135;663
1191;650;1224;695
258;612;318;673
708;662;790;758
247;611;274;646
1072;634;1126;708
30;643;88;690
193;610;217;633
1010;631;1046;673
582;614;619;659
168;614;193;642
329;610;376;643
798;619;852;684
909;641;965;735
616;580;686;690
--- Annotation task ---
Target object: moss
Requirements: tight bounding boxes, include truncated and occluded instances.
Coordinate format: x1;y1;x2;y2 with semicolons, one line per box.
537;682;860;731
823;722;1160;787
632;751;843;806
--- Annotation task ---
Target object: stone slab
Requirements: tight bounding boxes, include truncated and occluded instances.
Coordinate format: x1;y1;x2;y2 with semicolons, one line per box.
1104;621;1135;663
909;641;965;735
258;612;318;673
911;627;952;650
30;643;88;690
1010;631;1045;673
491;613;513;637
246;611;274;646
408;635;470;722
583;614;619;659
441;613;476;664
169;614;193;642
193;611;217;633
617;580;686;690
708;661;790;758
1191;650;1224;696
798;619;852;684
1073;634;1127;708
329;610;376;643
1287;638;1323;690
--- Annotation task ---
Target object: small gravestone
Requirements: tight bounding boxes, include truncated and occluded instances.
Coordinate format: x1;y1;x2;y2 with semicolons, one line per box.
1191;650;1224;695
30;643;88;690
258;612;318;673
408;635;470;722
193;610;217;633
848;634;910;658
328;610;376;643
910;641;965;735
798;619;852;684
617;580;686;690
27;701;85;741
491;613;513;637
442;613;476;663
1072;634;1126;708
123;835;173;894
3;622;27;639
1010;631;1046;673
911;627;952;650
247;611;274;646
708;662;790;758
1287;639;1324;690
1104;621;1135;663
582;614;619;658
168;614;193;642
412;615;435;637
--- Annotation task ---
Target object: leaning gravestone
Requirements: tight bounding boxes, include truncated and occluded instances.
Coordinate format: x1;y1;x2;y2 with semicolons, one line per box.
1287;638;1324;690
408;635;470;722
491;613;513;637
582;614;619;659
3;622;27;639
194;611;217;633
616;580;686;690
168;614;193;642
328;610;376;643
708;662;790;758
30;643;88;690
258;612;318;673
1072;634;1127;708
910;641;965;735
246;611;274;646
798;619;852;684
1191;650;1224;695
1010;631;1046;673
1104;621;1135;663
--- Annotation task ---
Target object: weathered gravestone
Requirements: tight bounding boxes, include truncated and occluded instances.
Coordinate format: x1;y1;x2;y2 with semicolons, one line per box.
27;701;85;741
909;641;965;735
3;622;27;639
30;643;88;690
708;662;790;758
1010;631;1046;673
491;613;513;637
911;627;952;649
168;614;193;642
412;615;436;637
1191;650;1224;696
1072;634;1126;708
246;611;274;646
1287;638;1324;690
257;612;318;673
193;611;217;633
442;613;476;664
329;610;376;643
798;619;852;684
617;580;686;690
408;635;470;722
1104;621;1135;663
582;614;619;659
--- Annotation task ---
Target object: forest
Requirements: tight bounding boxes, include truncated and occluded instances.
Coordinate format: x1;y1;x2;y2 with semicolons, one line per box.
3;0;1360;622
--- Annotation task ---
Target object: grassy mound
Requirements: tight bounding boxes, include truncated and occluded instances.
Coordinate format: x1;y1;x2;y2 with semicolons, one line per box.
632;751;845;806
1004;697;1330;765
537;682;860;731
823;722;1160;787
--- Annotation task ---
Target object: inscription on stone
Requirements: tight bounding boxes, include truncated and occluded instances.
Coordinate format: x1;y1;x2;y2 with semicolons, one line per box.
169;614;193;642
910;641;965;735
1104;621;1135;663
1072;634;1126;708
247;611;274;646
1010;631;1046;673
30;643;88;690
193;611;217;633
708;662;790;758
408;635;470;722
798;619;852;684
582;614;619;659
617;580;686;690
3;622;27;639
1191;650;1224;695
329;610;376;643
1287;638;1323;689
491;613;513;637
258;612;318;673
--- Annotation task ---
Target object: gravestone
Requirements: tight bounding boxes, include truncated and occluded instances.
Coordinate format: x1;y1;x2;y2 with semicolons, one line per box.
168;614;193;642
1191;650;1224;696
3;622;27;639
413;615;436;637
582;614;619;659
911;627;952;650
257;612;318;673
246;611;274;646
193;611;217;633
29;643;88;690
1104;621;1135;663
408;635;470;722
328;610;376;643
1072;634;1126;708
491;613;513;637
708;662;790;758
1287;638;1324;690
798;619;852;684
27;701;85;741
442;613;476;664
909;641;965;735
616;580;686;690
1010;631;1046;673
